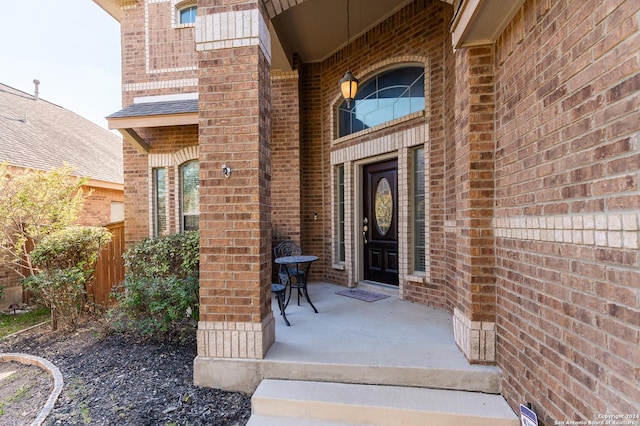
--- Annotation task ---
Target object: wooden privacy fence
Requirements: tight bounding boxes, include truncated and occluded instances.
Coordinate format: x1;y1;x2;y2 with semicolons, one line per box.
89;221;125;307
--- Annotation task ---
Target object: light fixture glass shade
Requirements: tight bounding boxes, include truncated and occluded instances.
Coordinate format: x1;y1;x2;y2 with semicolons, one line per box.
340;70;359;108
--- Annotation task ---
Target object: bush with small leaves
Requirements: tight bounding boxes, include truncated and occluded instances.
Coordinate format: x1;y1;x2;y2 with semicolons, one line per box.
122;231;199;280
25;226;111;330
108;231;199;343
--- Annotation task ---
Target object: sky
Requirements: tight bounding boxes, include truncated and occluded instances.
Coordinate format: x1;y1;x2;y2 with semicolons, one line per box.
0;0;121;129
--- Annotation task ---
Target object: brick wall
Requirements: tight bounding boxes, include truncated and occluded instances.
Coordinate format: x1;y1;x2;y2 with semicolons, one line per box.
449;43;498;364
299;60;325;282
494;0;640;422
453;44;497;324
123;143;149;246
271;71;302;247
120;0;198;102
443;3;458;313
77;186;124;227
0;257;22;307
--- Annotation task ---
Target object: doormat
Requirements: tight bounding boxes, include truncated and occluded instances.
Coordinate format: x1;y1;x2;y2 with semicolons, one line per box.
336;289;390;302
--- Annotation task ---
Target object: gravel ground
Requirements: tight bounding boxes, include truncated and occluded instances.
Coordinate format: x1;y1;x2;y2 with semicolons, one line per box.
0;322;251;425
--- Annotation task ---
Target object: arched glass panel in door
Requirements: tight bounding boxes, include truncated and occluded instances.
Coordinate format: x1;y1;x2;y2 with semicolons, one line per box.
375;177;393;236
338;66;425;137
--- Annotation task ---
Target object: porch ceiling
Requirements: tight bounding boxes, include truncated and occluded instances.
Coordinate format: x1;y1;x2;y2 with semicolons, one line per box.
91;0;452;72
270;0;419;69
92;0;522;71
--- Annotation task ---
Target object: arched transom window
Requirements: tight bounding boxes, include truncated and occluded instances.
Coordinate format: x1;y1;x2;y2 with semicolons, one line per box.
338;66;425;138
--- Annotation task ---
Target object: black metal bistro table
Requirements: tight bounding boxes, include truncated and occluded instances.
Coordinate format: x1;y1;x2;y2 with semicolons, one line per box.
274;255;319;314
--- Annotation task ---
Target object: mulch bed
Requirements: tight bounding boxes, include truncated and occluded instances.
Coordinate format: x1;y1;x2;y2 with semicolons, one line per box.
0;321;251;425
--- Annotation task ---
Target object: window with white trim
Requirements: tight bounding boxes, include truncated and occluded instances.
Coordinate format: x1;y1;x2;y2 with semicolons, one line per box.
180;160;199;231
153;167;167;237
337;164;346;262
180;6;198;24
413;147;426;272
175;0;198;27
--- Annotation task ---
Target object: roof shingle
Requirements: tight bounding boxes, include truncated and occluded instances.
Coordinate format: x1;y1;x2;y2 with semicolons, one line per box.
0;83;123;185
107;99;198;119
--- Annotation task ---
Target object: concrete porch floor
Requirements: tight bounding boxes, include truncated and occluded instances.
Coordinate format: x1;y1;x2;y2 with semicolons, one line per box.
262;282;502;394
194;281;503;394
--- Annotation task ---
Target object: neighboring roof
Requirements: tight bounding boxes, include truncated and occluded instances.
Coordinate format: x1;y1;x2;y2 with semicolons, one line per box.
107;99;198;119
0;83;123;185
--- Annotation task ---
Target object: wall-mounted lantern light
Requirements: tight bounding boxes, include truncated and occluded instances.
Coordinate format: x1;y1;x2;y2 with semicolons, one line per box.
340;71;359;109
339;0;358;108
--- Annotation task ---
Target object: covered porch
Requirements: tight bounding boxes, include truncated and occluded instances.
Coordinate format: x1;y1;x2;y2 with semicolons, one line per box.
195;282;501;395
193;0;523;384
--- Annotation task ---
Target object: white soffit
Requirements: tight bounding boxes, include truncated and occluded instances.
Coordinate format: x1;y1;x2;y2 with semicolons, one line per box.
92;0;122;21
452;0;526;48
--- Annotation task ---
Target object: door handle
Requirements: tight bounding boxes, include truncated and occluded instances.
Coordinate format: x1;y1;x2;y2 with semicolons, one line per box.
363;217;368;244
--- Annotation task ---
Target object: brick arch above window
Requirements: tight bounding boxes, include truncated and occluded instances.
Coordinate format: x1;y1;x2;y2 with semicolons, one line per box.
148;146;199;168
175;0;196;8
174;145;199;165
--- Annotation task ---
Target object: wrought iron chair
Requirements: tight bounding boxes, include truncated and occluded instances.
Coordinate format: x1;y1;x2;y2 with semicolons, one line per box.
273;240;307;306
274;240;303;258
271;283;290;326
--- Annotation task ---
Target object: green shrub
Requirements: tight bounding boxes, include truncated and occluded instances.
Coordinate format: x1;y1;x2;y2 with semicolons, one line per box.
0;162;87;279
122;231;199;279
25;226;111;330
108;231;199;343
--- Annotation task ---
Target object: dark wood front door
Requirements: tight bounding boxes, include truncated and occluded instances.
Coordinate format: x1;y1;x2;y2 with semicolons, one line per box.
363;159;398;286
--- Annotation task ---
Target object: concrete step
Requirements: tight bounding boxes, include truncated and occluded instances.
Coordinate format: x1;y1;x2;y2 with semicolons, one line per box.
260;359;502;394
250;379;520;426
247;415;362;426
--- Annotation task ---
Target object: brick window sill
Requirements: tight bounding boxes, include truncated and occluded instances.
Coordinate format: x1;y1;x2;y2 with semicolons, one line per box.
406;273;426;284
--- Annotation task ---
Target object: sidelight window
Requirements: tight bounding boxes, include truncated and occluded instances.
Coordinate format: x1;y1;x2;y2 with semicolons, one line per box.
413;147;426;272
337;165;346;262
153;167;167;237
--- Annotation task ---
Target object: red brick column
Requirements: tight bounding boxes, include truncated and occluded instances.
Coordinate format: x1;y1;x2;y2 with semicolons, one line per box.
194;0;274;389
452;45;497;364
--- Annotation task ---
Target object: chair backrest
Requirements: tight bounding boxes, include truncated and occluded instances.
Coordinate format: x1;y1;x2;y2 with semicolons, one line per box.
274;240;302;258
278;272;291;286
